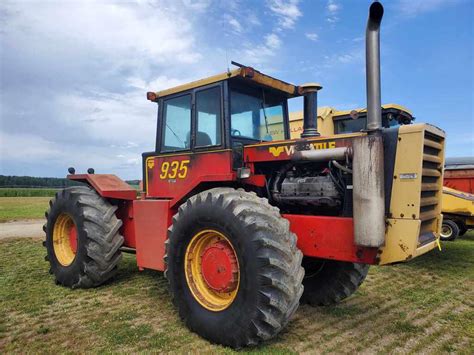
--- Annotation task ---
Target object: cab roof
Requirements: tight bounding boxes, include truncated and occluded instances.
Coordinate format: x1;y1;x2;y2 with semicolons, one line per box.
149;66;303;100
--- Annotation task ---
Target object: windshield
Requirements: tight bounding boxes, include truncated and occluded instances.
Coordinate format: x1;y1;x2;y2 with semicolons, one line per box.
230;87;286;141
335;115;401;134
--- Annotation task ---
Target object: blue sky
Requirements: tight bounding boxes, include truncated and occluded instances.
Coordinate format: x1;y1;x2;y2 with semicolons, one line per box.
0;0;473;179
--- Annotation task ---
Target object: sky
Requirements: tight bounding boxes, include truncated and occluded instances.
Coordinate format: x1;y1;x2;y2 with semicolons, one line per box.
1;0;473;180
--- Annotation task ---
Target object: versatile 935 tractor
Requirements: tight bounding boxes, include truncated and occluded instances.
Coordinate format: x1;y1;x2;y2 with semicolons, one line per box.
44;2;445;348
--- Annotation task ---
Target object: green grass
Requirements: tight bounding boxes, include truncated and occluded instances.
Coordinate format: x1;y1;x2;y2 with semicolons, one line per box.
0;188;58;197
0;234;473;353
0;197;51;222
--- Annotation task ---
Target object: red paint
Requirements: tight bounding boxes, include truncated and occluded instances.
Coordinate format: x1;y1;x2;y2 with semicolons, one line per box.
243;136;355;163
200;241;238;292
146;151;235;207
242;174;266;187
133;199;170;271
116;201;136;248
68;174;137;200
69;225;77;254
283;214;378;264
444;170;474;194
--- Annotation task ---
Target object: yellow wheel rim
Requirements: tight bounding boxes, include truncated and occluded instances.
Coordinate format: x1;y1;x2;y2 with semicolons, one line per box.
184;229;240;312
53;213;77;266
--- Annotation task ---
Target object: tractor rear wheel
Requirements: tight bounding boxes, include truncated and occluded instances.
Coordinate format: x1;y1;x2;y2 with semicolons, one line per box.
165;188;304;348
301;258;369;306
44;186;124;288
440;219;459;241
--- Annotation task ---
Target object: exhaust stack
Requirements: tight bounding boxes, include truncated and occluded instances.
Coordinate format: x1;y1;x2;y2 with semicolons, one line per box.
299;83;322;138
365;1;384;131
353;1;386;248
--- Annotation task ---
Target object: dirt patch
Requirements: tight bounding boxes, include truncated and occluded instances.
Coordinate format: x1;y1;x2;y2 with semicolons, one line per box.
0;220;44;240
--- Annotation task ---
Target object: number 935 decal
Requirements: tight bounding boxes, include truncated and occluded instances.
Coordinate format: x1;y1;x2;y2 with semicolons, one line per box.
159;160;190;179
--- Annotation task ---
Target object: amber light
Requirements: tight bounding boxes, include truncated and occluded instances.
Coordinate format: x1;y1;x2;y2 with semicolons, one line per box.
147;92;157;101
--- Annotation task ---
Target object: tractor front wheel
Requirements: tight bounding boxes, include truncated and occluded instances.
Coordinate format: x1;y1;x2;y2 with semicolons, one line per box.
165;188;304;348
301;258;369;306
44;186;124;288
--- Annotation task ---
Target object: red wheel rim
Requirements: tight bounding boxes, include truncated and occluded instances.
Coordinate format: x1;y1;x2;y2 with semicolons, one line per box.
200;241;238;293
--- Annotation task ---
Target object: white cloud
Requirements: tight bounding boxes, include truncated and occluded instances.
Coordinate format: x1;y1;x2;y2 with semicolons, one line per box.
397;0;459;17
327;0;341;14
1;1;202;67
0;0;210;179
181;0;213;12
265;33;282;49
326;0;341;23
224;15;243;33
267;0;302;30
305;32;319;42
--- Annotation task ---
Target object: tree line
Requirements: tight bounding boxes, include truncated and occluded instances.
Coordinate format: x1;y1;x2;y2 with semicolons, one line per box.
0;175;139;188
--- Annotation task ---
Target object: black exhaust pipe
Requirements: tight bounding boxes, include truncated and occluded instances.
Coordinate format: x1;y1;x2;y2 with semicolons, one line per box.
366;1;384;131
300;83;322;138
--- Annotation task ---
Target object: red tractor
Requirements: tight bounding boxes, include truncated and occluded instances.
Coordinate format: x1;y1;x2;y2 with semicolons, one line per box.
44;2;445;348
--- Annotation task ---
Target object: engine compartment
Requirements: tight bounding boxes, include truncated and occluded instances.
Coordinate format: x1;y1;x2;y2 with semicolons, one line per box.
270;160;353;216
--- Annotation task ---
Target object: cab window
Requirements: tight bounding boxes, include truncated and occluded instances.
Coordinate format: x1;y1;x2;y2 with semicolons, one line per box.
196;87;222;147
162;94;191;152
230;87;285;142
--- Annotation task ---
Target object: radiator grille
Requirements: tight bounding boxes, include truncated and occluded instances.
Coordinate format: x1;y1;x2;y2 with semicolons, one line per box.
419;130;444;238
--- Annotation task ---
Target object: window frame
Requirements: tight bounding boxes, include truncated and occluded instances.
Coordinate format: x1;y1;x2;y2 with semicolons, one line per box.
156;82;225;154
228;81;290;145
160;92;193;153
193;83;225;152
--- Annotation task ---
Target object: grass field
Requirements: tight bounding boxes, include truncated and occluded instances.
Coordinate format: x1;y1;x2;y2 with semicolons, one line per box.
0;233;473;353
0;188;58;197
0;197;50;222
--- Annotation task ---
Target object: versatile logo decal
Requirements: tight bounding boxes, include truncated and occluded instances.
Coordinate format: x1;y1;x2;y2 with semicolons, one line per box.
147;159;155;169
269;146;285;157
269;141;337;157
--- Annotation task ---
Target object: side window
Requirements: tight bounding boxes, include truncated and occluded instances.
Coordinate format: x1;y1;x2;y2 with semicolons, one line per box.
162;95;191;152
196;87;222;147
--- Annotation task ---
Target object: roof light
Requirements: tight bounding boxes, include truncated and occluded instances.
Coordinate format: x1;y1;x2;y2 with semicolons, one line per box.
147;92;157;101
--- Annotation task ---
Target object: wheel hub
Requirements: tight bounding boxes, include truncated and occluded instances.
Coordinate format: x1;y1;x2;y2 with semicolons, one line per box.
200;241;238;292
53;213;77;266
184;229;240;311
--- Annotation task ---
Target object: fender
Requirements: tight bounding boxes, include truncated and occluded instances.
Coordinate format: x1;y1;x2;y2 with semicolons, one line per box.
67;174;137;200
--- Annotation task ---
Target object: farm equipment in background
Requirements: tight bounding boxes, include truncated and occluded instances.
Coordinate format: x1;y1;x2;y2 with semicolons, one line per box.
43;2;446;348
440;187;474;241
289;105;474;243
440;158;474;240
444;157;474;194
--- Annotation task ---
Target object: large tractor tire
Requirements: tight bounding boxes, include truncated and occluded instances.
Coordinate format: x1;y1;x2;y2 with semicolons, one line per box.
440;219;459;241
301;258;369;306
44;186;124;288
165;188;304;348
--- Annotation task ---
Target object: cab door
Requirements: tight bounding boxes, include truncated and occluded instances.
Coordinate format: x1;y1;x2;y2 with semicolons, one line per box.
145;84;234;205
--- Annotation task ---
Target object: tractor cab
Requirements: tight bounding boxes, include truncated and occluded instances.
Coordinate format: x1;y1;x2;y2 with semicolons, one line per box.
146;64;310;155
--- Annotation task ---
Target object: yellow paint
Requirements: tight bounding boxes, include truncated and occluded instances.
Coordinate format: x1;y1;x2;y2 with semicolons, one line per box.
184;229;240;312
288;104;413;138
147;160;155;169
244;132;365;148
268;140;337;157
379;123;446;264
152;67;299;99
53;213;76;266
442;187;474;228
159;160;190;180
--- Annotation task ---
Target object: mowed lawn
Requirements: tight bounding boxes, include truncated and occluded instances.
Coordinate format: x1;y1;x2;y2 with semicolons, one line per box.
0;233;473;353
0;197;51;222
